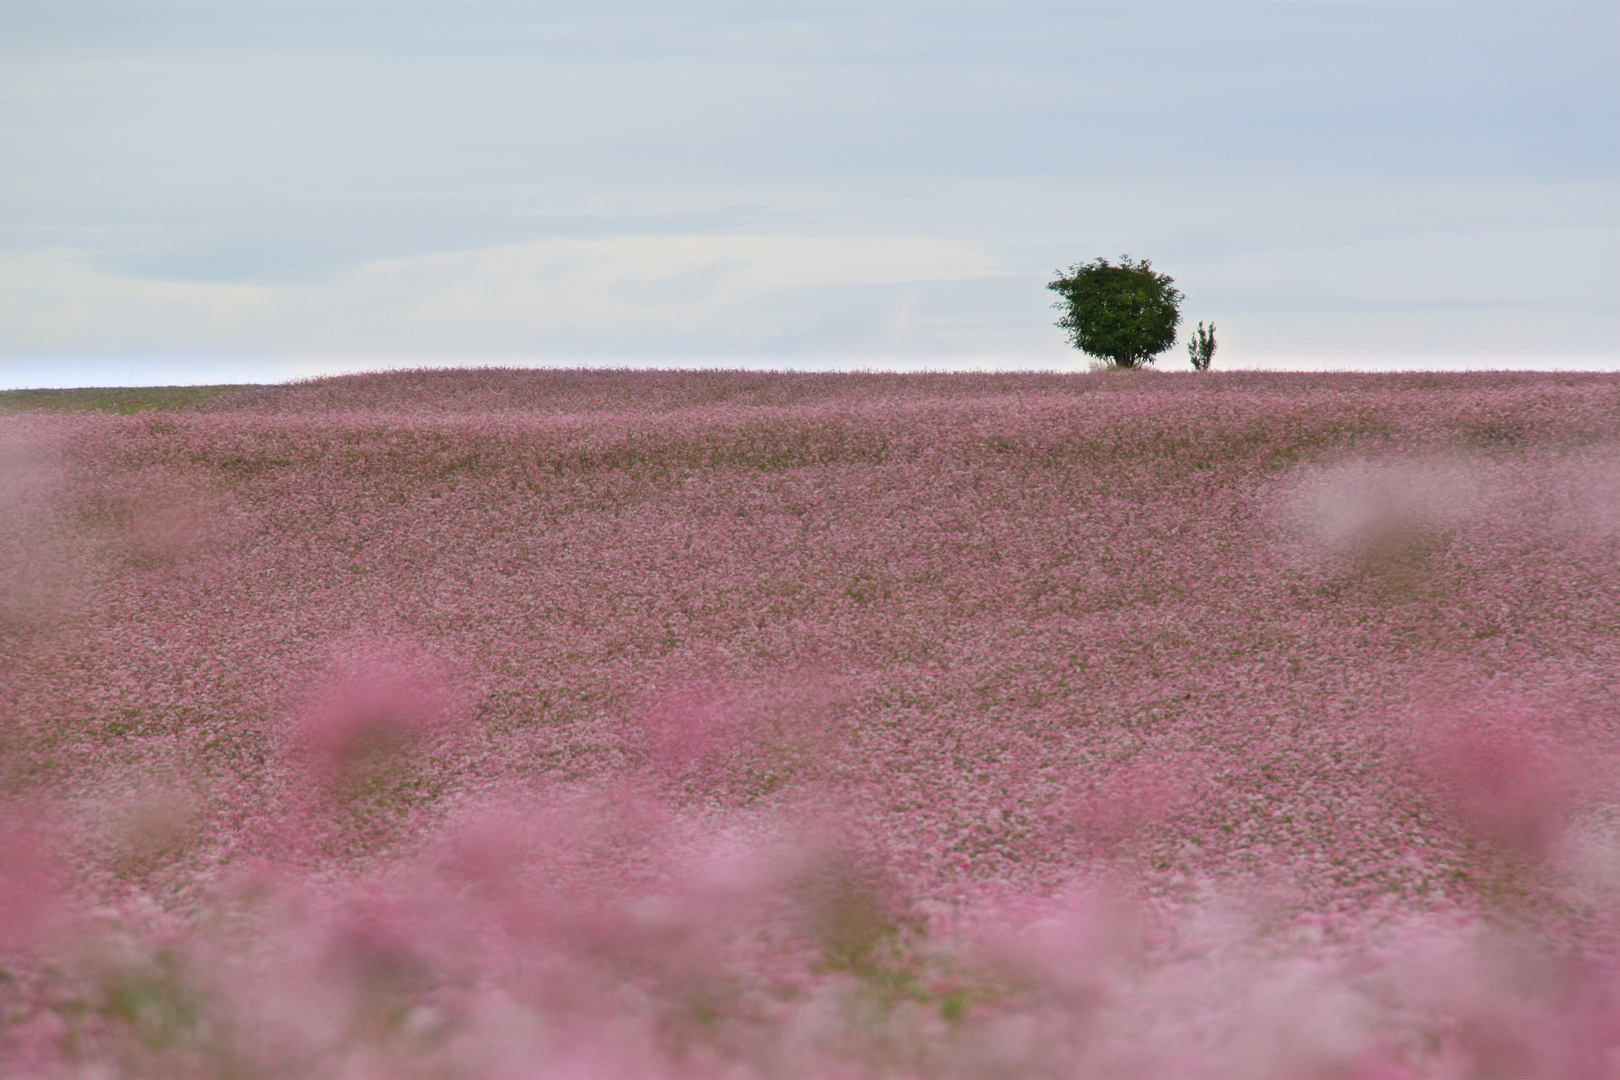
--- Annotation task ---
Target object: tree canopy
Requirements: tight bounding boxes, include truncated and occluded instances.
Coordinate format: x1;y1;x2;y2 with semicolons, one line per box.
1047;256;1183;369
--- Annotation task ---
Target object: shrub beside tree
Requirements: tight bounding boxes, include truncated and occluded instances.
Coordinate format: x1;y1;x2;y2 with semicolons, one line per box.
1187;321;1216;370
1047;256;1183;369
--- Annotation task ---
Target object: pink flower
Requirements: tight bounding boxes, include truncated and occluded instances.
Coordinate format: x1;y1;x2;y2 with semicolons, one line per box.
295;647;458;788
1416;704;1578;862
0;803;61;956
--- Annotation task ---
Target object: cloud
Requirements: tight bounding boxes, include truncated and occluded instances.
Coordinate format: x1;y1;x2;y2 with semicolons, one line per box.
0;236;1009;356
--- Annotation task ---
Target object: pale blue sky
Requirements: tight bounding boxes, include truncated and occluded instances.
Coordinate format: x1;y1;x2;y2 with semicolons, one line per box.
2;0;1615;386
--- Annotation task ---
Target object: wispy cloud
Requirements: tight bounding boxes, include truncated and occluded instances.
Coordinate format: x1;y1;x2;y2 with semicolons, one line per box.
0;236;1009;355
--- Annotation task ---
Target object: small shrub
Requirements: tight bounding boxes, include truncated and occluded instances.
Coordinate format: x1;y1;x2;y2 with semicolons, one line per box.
1187;321;1217;370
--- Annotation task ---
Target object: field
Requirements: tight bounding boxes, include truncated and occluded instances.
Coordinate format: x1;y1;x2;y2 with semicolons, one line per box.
3;369;1619;1078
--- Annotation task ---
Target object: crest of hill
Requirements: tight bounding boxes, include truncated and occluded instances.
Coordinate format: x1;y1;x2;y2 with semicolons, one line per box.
4;372;1619;459
215;368;1620;419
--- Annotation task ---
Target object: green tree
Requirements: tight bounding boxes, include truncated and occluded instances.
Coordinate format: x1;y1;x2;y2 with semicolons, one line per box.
1047;256;1183;369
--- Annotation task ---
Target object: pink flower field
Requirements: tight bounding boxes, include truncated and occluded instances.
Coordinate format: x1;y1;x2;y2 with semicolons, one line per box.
3;368;1620;1079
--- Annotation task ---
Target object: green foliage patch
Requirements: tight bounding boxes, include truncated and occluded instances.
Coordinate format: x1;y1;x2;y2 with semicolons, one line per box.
0;385;262;415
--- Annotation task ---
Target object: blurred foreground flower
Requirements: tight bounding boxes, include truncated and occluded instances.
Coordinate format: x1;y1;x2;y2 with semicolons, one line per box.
1415;703;1579;863
295;646;460;793
0;804;62;956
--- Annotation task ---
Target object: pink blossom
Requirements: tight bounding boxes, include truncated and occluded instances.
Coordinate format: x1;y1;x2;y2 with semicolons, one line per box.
1414;698;1580;862
0;803;62;956
293;643;460;791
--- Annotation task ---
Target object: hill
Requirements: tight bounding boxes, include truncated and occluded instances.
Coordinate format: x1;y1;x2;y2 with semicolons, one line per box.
4;369;1619;1077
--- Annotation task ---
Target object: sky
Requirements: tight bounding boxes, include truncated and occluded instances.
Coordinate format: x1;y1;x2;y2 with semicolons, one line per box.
1;0;1616;387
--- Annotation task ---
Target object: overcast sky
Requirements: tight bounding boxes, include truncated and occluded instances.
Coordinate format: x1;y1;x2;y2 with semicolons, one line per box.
1;0;1616;386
